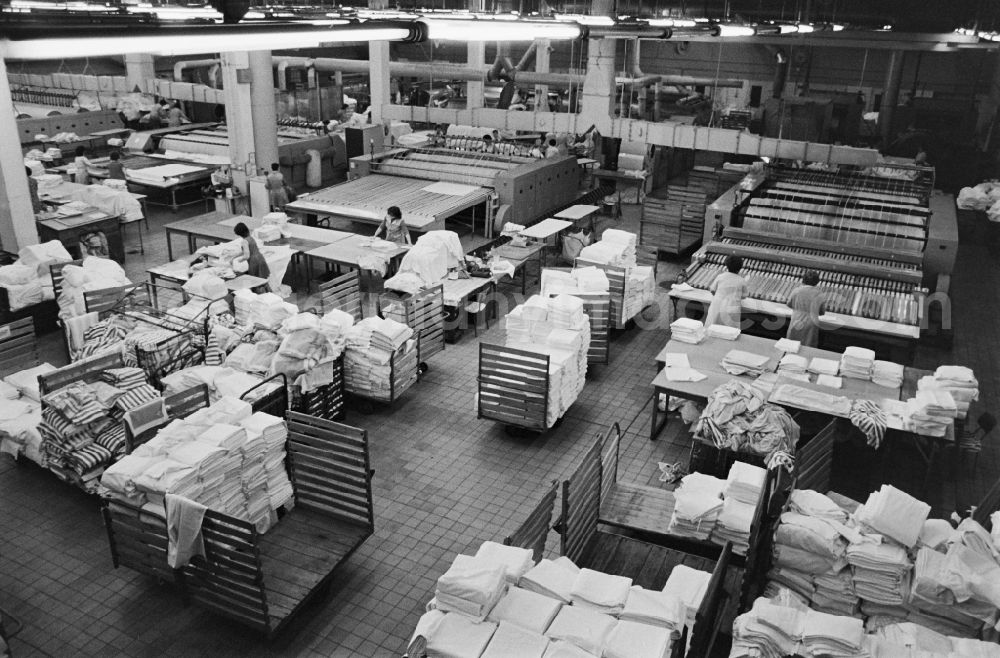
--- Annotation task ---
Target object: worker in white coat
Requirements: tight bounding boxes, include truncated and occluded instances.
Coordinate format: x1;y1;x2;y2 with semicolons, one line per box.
705;255;748;328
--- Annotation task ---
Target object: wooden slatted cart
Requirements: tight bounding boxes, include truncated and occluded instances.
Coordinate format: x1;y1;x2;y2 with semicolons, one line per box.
101;412;375;638
379;284;445;373
477;343;550;431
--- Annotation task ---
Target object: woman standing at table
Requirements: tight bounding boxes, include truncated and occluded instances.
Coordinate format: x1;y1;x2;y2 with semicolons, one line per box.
233;222;271;283
373;206;412;245
705;254;747;329
265;162;289;211
786;270;825;347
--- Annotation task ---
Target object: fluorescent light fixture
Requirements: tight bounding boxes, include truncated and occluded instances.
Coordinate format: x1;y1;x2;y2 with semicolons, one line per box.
1;25;416;59
778;24;797;34
831;24;845;31
126;4;222;20
648;18;697;27
555;13;613;26
423;18;581;41
715;24;755;37
796;24;815;33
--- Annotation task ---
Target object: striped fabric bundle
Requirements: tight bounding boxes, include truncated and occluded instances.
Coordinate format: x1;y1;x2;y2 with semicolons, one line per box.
849;400;888;449
66;443;113;475
113;385;160;413
101;367;147;391
94;423;127;458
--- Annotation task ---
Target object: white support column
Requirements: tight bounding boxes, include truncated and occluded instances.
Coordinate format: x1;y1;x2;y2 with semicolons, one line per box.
466;42;486;110
579;38;617;134
368;41;391;123
124;54;155;92
0;59;39;252
248;50;278;173
534;39;550;111
220;51;256;191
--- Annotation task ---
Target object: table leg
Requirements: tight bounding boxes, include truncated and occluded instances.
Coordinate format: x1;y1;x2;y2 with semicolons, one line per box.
650;388;669;440
166;229;175;261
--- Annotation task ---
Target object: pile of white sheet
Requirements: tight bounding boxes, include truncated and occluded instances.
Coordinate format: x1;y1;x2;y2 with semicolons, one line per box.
872;361;905;389
668;472;726;541
855;485;930;549
846;542;912;606
904;389;957;436
0;240;70;311
721;350;771;377
778;354;809;378
232;290;297;328
99;398;291;533
670;318;705;344
807;357;840;377
504;296;590;427
579;229;636;269
343;317;418;402
870;621;1000;658
540;267;610;297
707;324;741;340
622;266;655;323
916;365;979;419
840;346;876;380
713;462;767;554
412;541;704;658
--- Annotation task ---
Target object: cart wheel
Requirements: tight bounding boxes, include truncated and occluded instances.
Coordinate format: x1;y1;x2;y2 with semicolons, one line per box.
418;362;429;375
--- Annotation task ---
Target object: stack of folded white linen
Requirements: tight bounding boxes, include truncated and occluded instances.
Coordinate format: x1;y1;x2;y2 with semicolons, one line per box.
662;564;712;627
855;485;930;549
412;610;499;658
800;608;864;656
872;361;905;388
870;621;1000;658
548;295;587;331
667;472;726;541
434;554;509;620
807;357;840;377
481;621;550;658
519;557;580;603
725;461;767;504
368;317;414;352
622;265;655;321
729;597;803;658
904;390;957;436
599;229;638;268
840;346;876;380
569;568;632;615
486;586;563;635
574;267;610;293
239;412;292;511
846;541;913;606
777;354;809;378
769;512;851;611
544;606;616;656
670;318;705;344
916;365;979;419
475;541;535;585
721;350;771;376
706;324;741;340
234;290;298;329
503;298;590;427
790;489;849;522
713;497;758;555
619;586;685;635
603;619;674;658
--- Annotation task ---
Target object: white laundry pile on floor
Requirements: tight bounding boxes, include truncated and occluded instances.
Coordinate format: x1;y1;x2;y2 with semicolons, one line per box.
504;295;590;427
670;318;705;344
916;365;979;419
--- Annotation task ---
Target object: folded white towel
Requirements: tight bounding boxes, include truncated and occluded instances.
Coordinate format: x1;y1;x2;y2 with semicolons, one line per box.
570;569;632;615
604;620;673;658
487;587;563;635
519;557;580;603
475;541;536;584
620;586;685;632
545;606;616;656
481;621;549;658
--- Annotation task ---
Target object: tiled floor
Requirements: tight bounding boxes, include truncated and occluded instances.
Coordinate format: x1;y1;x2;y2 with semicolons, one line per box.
1;198;997;657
